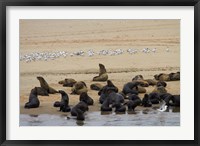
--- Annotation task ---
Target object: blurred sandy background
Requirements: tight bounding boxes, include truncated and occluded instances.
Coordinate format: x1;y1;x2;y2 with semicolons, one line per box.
20;19;180;114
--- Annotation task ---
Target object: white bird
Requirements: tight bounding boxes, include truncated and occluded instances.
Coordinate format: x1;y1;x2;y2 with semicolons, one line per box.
152;48;156;53
157;100;168;112
166;48;169;52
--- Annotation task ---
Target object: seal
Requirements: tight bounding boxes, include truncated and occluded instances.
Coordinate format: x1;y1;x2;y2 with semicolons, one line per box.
57;90;71;112
132;75;149;87
157;81;167;87
98;80;118;104
133;85;146;93
71;81;88;95
59;78;77;87
169;72;180;81
101;96;112;111
37;76;58;94
79;92;94;105
154;73;170;81
124;94;141;111
93;64;108;81
148;92;160;104
35;87;49;96
71;101;89;116
144;79;157;86
90;83;103;91
141;94;152;107
152;86;167;93
122;81;140;95
160;93;180;106
24;87;40;109
111;92;126;113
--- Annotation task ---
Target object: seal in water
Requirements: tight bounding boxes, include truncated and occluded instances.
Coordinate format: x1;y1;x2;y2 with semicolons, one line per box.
79;92;94;105
71;101;89;116
71;81;88;95
37;76;58;94
93;64;108;81
125;94;141;111
24;87;40;109
141;94;152;107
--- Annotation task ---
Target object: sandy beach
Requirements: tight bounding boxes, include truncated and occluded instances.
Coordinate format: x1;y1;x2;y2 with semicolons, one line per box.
20;19;180;115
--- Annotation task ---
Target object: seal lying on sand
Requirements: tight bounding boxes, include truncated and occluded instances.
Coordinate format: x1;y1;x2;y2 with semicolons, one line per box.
90;83;103;91
71;81;88;95
132;75;157;87
169;72;180;81
154;73;170;81
58;78;77;87
154;72;180;81
133;85;146;93
98;80;118;104
122;81;140;95
53;90;71;112
37;76;58;94
93;64;108;82
79;92;94;105
152;81;167;93
24;87;40;109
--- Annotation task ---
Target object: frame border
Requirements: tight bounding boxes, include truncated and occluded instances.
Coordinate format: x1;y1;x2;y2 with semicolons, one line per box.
0;0;199;146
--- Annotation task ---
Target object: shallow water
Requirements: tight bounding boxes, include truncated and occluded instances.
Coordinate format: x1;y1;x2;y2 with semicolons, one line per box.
20;107;180;126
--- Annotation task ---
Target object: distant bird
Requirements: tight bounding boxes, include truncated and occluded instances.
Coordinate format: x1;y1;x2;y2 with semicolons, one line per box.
152;48;156;53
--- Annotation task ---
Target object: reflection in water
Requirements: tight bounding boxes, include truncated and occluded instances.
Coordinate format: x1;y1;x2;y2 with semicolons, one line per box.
20;108;180;126
76;120;84;126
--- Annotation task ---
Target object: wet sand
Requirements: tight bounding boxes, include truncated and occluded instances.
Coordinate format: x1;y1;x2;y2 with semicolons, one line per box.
20;19;180;115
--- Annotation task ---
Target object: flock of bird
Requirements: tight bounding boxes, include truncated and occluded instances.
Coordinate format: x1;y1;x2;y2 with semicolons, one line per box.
20;48;170;63
24;64;180;122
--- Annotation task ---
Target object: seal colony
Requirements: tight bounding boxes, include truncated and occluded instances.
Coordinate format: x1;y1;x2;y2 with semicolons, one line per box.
23;63;180;122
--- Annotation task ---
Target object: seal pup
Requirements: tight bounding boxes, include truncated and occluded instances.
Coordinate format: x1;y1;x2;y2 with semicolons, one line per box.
79;92;94;105
71;81;88;95
37;76;58;94
24;87;40;109
93;64;108;81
